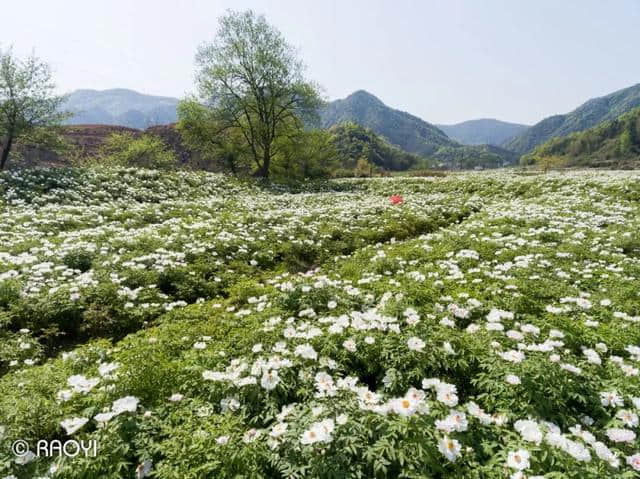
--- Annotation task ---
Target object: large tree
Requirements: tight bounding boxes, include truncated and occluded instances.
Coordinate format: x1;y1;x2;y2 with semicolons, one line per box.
0;48;68;170
193;10;322;179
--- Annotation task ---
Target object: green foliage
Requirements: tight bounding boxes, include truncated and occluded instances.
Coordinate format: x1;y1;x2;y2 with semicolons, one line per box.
320;90;455;157
0;47;69;169
1;168;640;478
177;99;252;174
429;144;517;169
330;122;424;173
193;9;322;179
321;91;519;169
504;82;640;154
99;132;177;169
522;107;640;168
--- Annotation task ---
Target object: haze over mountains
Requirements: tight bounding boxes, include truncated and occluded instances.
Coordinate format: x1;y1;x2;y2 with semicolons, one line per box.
437;119;529;146
64;89;178;129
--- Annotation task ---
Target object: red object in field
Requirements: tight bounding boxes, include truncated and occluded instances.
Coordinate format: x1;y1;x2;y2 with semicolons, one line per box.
389;195;404;205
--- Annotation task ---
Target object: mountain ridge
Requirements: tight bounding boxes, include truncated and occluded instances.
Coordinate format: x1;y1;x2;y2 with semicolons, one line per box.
63;88;179;129
437;118;529;146
503;83;640;154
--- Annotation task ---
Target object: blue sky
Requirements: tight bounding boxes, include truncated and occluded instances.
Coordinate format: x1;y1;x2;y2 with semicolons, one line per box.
3;0;640;124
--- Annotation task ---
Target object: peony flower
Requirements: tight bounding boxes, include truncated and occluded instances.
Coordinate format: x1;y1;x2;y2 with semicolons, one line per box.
606;428;636;443
261;370;280;390
60;417;88;435
507;449;530;470
438;436;461;462
407;337;425;352
112;396;139;415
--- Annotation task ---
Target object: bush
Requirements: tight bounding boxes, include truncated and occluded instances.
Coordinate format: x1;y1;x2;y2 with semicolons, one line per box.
100;132;177;169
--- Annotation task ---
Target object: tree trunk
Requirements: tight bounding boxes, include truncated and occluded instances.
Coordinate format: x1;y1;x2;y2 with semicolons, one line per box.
0;135;13;171
258;147;270;179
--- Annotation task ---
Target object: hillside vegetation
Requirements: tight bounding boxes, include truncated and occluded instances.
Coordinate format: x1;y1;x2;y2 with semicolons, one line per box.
523;107;640;168
503;83;640;154
321;91;518;168
330;122;426;174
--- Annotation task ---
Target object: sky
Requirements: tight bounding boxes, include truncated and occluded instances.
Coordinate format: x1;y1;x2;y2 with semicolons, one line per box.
3;0;640;125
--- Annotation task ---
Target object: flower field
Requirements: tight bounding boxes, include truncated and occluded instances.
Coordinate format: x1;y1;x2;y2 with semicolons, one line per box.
1;168;640;478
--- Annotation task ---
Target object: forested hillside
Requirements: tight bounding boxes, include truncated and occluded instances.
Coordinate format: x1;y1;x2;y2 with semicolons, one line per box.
522;107;640;168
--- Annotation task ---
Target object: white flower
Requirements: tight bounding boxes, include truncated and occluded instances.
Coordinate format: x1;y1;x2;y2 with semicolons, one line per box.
327;300;337;309
600;391;624;408
391;397;418;416
94;411;117;423
60;417;88;435
216;435;229;445
300;419;335;445
506;374;521;385
294;343;318;360
507;449;530;470
67;374;100;393
436;410;468;432
616;410;638;428
270;422;288;437
443;341;455;355
242;428;261;443
336;414;348;425
438;436;461;462
261;370;280;390
626;454;640;471
193;341;207;349
169;393;184;402
435;383;459;407
407;337;425;352
499;350;525;363
343;339;357;352
220;397;240;412
606;428;636;443
514;420;543;445
135;459;152;479
112;396;139;415
98;362;119;377
203;370;225;381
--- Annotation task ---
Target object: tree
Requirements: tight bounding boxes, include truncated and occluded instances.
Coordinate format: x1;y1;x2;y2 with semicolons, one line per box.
177;99;251;174
99;132;177;170
271;128;337;180
0;48;68;170
193;10;322;179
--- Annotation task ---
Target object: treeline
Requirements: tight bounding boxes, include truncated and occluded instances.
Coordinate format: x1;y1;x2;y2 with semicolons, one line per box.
522;106;640;168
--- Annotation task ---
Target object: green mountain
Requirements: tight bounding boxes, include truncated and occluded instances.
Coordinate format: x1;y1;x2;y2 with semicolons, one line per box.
522;106;640;168
503;83;640;154
321;90;517;168
63;88;178;129
320;90;456;156
437;119;529;146
329;122;426;173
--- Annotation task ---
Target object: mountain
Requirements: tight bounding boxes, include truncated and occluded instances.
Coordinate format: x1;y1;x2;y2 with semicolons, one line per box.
437;119;529;146
522;106;640;168
320;90;517;168
63;88;179;129
320;90;456;156
503;83;640;154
